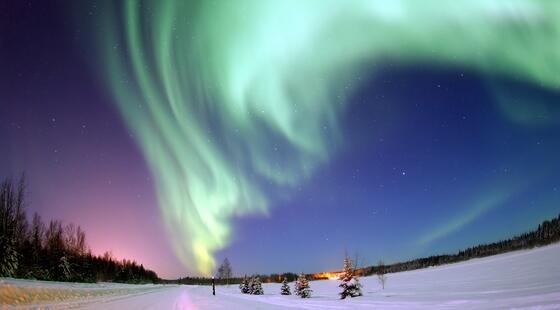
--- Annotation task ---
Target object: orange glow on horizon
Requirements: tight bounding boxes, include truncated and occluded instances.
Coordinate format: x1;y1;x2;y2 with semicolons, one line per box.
313;271;341;280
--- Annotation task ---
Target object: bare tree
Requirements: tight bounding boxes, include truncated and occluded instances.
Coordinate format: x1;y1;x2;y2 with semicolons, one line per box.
0;176;27;277
217;257;232;285
377;260;387;290
64;223;77;254
353;251;361;275
75;226;87;256
63;223;87;256
30;212;45;264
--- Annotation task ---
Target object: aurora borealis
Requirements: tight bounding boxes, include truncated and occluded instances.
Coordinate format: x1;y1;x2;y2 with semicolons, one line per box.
1;1;559;278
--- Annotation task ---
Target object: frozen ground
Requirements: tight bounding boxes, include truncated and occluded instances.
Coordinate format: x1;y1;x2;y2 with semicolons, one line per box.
1;243;559;309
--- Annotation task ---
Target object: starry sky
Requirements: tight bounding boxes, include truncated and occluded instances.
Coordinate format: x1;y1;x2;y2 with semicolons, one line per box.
1;1;559;279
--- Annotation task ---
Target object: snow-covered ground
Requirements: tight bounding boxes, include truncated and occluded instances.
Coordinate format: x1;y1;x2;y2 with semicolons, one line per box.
2;243;560;309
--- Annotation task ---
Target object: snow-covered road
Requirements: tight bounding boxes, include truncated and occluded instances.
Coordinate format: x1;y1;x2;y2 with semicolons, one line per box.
2;243;560;309
76;286;286;310
78;285;290;310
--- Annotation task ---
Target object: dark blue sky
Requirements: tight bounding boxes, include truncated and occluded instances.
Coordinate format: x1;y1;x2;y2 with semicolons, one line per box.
221;65;560;274
1;1;559;278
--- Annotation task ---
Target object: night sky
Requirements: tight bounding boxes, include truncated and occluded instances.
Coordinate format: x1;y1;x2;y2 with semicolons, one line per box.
1;1;559;279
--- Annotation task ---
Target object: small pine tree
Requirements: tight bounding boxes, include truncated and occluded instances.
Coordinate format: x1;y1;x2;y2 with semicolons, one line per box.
295;272;312;298
251;276;264;295
280;277;291;295
239;275;250;294
247;276;254;294
339;256;362;299
293;275;301;296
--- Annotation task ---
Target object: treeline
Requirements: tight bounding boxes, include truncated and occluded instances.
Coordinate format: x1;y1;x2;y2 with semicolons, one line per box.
171;214;560;285
168;257;300;285
359;214;560;277
168;272;300;286
167;272;298;285
0;177;159;283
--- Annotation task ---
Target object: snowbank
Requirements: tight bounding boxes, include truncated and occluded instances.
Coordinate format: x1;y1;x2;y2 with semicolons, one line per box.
1;243;559;309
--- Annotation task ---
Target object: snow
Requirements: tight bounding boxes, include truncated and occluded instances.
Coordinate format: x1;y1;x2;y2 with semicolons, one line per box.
2;243;560;309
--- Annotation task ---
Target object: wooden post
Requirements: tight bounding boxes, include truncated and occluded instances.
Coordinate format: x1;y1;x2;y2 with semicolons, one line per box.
212;276;216;296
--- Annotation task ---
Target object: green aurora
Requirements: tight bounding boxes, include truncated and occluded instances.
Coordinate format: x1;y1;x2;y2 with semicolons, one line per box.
93;0;559;275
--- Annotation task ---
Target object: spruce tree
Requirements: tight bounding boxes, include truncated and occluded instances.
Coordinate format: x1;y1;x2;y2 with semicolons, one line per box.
295;272;312;298
251;276;264;295
248;276;254;294
239;275;250;294
293;274;301;296
338;256;362;299
280;277;291;295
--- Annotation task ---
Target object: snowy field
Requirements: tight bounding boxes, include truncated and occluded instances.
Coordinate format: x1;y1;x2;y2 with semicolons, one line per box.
2;243;560;309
